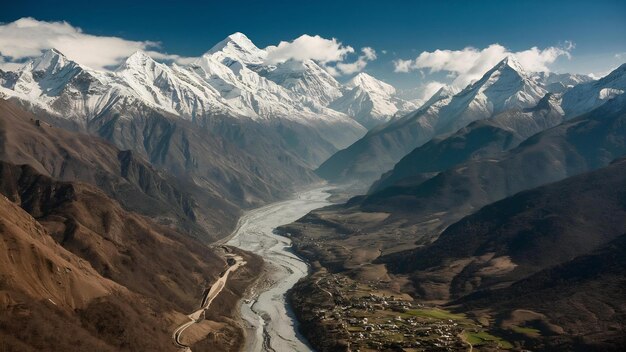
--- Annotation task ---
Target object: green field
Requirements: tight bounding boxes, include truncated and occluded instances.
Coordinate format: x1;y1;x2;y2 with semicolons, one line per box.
463;331;513;349
404;308;467;321
511;325;541;336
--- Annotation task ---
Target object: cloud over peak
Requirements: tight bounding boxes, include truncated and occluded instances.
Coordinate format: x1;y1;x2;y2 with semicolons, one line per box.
0;17;194;70
264;34;354;64
264;35;376;76
0;19;376;76
394;43;573;87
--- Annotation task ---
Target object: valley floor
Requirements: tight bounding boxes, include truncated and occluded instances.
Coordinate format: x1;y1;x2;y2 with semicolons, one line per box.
226;186;334;352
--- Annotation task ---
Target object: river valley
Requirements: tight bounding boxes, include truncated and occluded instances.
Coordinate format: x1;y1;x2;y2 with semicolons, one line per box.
226;186;333;352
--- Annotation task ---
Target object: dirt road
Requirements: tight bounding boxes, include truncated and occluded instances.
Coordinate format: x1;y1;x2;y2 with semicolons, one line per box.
172;251;246;351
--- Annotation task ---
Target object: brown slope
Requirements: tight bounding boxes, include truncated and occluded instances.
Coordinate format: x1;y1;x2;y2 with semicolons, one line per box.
0;193;118;309
0;195;172;351
0;161;262;351
0;161;224;312
0;99;238;241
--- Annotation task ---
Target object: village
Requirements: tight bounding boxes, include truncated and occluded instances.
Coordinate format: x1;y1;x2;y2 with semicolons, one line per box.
309;273;508;351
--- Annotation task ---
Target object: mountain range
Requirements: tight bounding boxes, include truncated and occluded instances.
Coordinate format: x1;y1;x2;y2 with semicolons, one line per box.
0;33;434;216
1;29;626;352
316;57;602;188
276;60;626;352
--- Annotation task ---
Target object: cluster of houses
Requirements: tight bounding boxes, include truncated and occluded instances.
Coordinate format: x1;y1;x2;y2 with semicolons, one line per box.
311;275;472;351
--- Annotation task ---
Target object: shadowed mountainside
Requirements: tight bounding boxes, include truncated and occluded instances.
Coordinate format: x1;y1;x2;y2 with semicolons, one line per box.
360;93;626;239
316;57;548;187
0;99;239;240
377;158;626;350
370;93;564;192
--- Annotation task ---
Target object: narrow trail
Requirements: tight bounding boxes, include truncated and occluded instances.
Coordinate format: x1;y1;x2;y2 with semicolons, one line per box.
460;330;474;352
172;250;246;351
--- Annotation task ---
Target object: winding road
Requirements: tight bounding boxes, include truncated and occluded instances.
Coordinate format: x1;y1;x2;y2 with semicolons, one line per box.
172;250;246;351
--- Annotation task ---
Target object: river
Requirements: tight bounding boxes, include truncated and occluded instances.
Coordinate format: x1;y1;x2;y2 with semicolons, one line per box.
226;186;332;352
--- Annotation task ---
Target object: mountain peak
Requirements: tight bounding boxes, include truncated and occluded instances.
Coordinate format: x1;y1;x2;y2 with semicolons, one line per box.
22;48;84;74
347;72;396;96
118;50;157;71
128;50;151;59
30;48;75;73
499;55;525;72
205;32;266;64
351;72;375;80
457;55;545;113
226;32;251;43
46;48;66;56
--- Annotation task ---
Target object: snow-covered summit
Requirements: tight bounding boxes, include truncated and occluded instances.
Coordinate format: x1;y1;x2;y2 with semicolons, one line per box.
29;48;77;74
499;55;526;73
561;63;626;117
4;48;89;102
258;59;343;107
328;72;417;129
456;55;547;115
205;32;267;65
347;72;396;97
117;50;156;70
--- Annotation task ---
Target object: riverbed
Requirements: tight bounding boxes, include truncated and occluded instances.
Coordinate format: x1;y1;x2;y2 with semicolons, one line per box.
226;186;332;352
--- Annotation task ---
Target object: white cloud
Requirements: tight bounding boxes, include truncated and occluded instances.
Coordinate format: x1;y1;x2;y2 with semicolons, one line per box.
265;34;354;64
335;47;377;75
0;56;23;71
265;35;376;76
149;52;198;66
393;59;414;73
0;18;375;76
0;17;194;70
394;43;573;87
361;47;377;61
419;81;447;101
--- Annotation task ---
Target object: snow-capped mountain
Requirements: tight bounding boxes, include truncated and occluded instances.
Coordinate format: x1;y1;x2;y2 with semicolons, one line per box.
205;32;267;65
561;63;626;117
0;33;372;131
0;48;239;121
370;92;566;192
2;33;619;192
388;56;548;141
116;51;236;118
0;37;372;209
532;71;594;93
257;59;344;107
316;56;551;184
442;56;547;127
329;73;418;129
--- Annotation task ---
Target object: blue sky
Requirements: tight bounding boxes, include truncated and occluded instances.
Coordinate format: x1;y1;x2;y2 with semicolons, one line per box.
2;0;625;94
